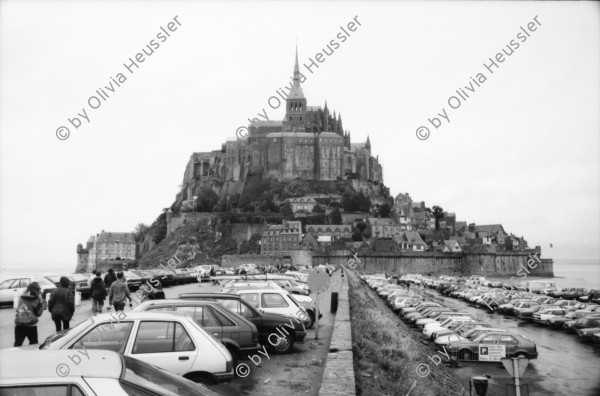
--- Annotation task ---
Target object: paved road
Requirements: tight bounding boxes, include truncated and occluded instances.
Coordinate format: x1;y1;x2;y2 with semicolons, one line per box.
0;278;337;396
412;287;600;396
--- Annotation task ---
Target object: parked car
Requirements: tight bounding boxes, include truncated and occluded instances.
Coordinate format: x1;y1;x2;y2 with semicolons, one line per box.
195;265;213;282
173;269;197;284
231;289;312;328
0;274;56;306
178;292;306;354
548;310;592;329
577;327;600;341
147;269;176;287
447;332;538;361
0;350;220;396
134;299;259;365
532;308;570;325
38;311;234;385
131;270;153;285
68;273;92;299
122;271;143;291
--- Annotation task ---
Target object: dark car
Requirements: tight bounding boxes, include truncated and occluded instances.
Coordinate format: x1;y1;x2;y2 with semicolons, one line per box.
179;292;306;354
122;271;143;291
131;270;152;284
173;269;196;284
569;316;600;332
147;268;176;287
45;274;91;299
563;288;588;301
134;299;260;364
446;332;538;361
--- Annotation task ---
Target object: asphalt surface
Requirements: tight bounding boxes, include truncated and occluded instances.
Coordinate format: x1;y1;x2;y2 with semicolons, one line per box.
410;287;600;396
0;279;336;396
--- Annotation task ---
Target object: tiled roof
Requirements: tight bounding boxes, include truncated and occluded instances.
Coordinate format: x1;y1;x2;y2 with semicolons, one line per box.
474;224;505;234
96;232;135;244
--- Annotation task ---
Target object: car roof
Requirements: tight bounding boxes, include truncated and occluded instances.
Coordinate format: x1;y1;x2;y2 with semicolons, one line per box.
92;311;188;321
179;292;241;300
135;299;222;308
0;350;123;379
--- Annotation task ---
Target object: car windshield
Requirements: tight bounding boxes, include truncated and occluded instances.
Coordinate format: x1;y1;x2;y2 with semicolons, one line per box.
42;318;92;348
36;277;56;286
121;355;218;396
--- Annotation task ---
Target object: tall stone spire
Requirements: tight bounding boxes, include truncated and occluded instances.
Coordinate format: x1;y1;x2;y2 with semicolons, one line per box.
284;45;307;132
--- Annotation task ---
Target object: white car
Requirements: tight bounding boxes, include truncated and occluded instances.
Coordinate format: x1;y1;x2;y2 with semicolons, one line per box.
232;289;311;327
423;317;476;337
0;349;219;396
0;274;56;305
38;311;233;385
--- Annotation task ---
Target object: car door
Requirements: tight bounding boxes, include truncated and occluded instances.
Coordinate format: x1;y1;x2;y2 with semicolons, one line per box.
259;292;292;317
127;320;195;375
70;320;135;353
0;279;19;303
499;334;519;356
175;305;223;340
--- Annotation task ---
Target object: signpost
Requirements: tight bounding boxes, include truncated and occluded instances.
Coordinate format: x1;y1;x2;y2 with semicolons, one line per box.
478;345;506;361
307;269;330;340
501;357;530;396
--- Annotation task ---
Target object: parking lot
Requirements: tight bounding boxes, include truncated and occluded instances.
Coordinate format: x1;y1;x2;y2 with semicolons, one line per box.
411;288;600;395
0;276;336;395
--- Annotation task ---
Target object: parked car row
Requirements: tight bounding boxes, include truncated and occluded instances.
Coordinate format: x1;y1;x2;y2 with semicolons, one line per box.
361;273;540;362
3;268;323;394
428;276;600;343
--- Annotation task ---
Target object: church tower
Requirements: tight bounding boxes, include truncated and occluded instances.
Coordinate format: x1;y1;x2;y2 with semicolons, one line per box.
284;47;307;132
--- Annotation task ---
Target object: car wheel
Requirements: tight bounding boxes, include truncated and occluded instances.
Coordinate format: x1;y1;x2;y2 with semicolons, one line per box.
306;311;315;329
226;346;239;370
187;373;215;386
269;333;294;355
459;349;472;361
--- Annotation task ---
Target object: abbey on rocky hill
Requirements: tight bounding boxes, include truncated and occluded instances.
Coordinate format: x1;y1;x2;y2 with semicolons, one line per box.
180;48;383;191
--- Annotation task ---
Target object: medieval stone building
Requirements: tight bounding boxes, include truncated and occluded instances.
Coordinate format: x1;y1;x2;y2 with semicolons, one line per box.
180;49;383;200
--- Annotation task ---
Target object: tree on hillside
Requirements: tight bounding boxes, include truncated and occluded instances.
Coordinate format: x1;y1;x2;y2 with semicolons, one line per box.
356;221;367;232
133;223;150;242
432;205;444;231
329;208;342;225
312;204;325;214
378;203;391;218
151;212;167;244
280;202;294;219
194;186;220;212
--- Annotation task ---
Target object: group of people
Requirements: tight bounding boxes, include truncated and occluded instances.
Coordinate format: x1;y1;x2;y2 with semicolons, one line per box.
13;269;135;347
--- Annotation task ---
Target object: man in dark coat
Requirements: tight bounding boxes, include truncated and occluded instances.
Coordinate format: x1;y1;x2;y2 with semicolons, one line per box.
104;268;117;289
49;276;75;331
90;270;107;315
14;282;45;347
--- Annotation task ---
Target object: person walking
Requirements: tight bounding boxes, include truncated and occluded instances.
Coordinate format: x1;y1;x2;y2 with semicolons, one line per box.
104;268;117;289
49;276;75;331
14;282;45;347
90;270;107;315
109;272;131;312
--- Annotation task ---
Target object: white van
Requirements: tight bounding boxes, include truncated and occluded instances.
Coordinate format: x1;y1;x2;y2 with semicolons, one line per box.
527;280;557;294
239;264;258;272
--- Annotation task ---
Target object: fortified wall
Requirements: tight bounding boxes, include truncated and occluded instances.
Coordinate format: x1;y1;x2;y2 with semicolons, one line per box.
311;249;554;277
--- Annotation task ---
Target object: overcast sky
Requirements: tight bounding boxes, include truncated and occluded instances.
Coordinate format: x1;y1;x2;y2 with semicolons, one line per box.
1;0;598;271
